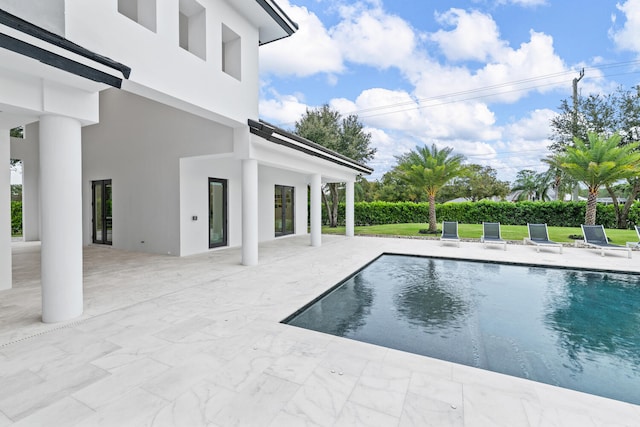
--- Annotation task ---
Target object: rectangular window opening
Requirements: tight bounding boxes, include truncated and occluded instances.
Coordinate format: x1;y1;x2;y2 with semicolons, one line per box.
179;0;206;60
222;23;241;80
118;0;157;32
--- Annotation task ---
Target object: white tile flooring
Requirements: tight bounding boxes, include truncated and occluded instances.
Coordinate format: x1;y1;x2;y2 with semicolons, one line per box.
2;235;640;426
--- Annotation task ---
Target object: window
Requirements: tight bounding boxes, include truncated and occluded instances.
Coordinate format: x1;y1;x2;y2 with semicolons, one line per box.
92;180;112;245
222;24;241;80
179;0;206;60
209;178;228;248
118;0;156;32
275;185;294;237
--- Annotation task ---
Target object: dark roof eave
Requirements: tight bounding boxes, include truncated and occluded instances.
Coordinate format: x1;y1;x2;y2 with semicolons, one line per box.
248;119;373;175
0;8;131;87
254;0;298;43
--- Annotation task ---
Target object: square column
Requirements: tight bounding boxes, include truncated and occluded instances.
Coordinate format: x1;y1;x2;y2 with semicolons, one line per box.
345;180;355;237
0;129;11;290
242;159;258;266
310;173;322;247
40;115;83;323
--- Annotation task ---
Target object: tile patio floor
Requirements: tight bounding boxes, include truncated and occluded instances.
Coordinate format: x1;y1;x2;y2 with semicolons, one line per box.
2;235;640;426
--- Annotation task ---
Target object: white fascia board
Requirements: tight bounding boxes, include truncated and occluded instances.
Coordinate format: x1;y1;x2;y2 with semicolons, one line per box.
251;135;363;182
272;132;367;170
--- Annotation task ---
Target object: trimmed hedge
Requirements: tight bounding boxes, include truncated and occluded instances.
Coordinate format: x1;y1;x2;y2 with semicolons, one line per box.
324;200;640;229
11;201;22;235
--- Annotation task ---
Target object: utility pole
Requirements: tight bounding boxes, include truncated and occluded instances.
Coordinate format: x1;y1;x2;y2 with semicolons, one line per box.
571;68;584;201
572;68;584;138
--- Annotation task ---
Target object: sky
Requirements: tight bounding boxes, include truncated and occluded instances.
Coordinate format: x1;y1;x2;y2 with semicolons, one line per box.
258;0;640;182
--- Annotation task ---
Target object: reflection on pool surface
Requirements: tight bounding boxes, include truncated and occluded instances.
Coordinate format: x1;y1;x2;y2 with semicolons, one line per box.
284;254;640;405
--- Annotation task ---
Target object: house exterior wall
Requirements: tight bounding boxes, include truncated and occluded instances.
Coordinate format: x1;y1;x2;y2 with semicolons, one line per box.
82;89;234;256
63;0;260;125
258;166;308;242
0;0;65;36
179;155;242;257
4;0;366;267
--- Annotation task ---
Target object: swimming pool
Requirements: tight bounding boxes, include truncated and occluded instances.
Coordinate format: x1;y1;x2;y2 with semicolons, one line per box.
284;254;640;405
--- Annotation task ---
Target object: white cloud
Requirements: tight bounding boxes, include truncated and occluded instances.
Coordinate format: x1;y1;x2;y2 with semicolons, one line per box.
504;108;557;140
331;3;417;69
258;90;309;126
610;0;640;54
259;1;343;77
430;9;507;62
414;15;568;104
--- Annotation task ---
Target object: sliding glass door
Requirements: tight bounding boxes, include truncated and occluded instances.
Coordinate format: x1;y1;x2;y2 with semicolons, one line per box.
275;185;294;237
92;179;112;245
209;178;228;248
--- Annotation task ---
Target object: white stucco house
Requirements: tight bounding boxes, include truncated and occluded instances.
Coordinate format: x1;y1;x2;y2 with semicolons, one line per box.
0;0;372;323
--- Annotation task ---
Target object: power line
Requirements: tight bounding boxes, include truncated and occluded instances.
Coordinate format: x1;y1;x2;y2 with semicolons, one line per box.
272;59;640;127
464;148;549;159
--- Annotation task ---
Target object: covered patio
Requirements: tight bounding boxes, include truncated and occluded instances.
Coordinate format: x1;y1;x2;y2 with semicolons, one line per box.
1;236;639;425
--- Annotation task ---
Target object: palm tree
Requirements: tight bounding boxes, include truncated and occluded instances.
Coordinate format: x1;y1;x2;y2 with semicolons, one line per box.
396;144;465;232
549;132;640;225
511;170;539;201
512;169;554;201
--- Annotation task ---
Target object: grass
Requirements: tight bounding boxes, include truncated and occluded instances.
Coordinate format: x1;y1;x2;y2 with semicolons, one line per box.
322;223;640;245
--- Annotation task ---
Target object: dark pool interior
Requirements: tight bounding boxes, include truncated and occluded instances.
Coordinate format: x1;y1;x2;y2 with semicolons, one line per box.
284;254;640;405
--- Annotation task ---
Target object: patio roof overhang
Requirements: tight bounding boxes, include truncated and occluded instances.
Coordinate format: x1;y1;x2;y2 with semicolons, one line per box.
0;9;130;88
0;8;131;128
248;119;374;176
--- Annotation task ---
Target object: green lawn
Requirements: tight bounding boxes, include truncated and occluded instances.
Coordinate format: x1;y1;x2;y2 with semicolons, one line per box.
322;223;639;244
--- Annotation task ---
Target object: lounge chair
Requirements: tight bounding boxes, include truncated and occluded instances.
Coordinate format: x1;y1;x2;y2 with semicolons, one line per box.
625;226;640;250
440;221;460;247
580;224;632;259
481;222;506;250
524;223;563;254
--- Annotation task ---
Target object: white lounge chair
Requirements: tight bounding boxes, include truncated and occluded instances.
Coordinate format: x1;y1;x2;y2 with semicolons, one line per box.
440;221;460;247
524;223;563;254
481;222;506;250
581;224;631;259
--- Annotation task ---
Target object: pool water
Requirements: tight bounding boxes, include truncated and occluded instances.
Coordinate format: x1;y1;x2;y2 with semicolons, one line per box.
284;254;640;405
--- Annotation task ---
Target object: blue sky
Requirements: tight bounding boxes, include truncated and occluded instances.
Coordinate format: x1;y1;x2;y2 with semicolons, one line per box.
258;0;640;182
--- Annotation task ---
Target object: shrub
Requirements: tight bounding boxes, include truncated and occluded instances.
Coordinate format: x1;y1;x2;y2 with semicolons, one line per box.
11;201;22;235
323;200;637;228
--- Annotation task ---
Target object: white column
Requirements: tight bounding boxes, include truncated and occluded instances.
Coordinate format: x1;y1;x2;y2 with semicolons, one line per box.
0;129;11;290
242;159;258;266
310;173;322;247
40;115;83;323
346;180;355;237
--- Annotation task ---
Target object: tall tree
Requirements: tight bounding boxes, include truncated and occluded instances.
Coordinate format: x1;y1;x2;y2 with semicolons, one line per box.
438;164;509;202
376;169;424;202
295;105;376;227
550;86;640;226
396;144;465;232
549;133;640;225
